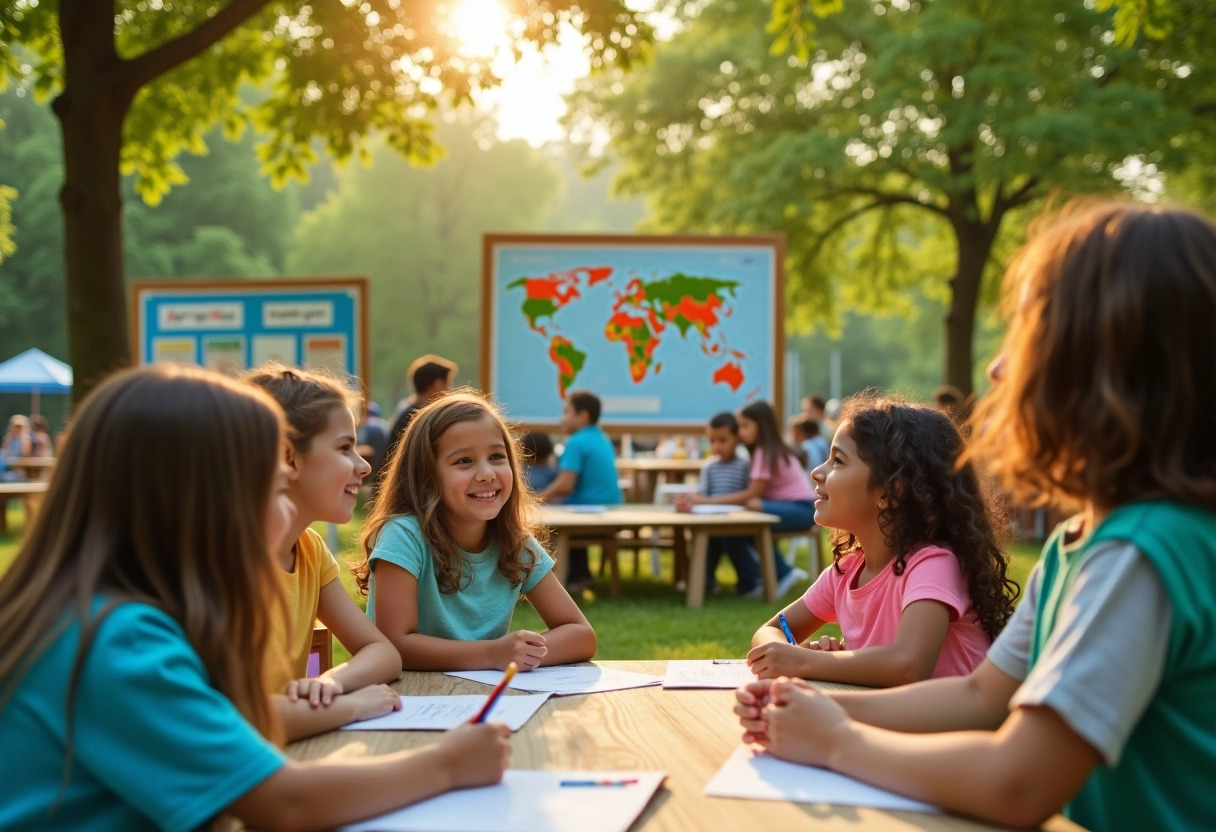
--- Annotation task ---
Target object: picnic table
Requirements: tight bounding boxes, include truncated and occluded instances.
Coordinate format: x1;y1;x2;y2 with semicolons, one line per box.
614;457;706;502
7;456;55;480
0;480;49;535
537;504;780;607
286;661;1087;832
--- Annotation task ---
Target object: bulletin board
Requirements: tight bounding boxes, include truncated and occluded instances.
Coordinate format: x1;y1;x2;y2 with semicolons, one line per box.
130;277;369;389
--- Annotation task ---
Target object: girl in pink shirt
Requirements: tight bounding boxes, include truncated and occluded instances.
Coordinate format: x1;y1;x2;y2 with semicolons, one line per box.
747;393;1018;686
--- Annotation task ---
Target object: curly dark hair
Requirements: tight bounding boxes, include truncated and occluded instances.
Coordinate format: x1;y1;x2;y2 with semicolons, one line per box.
829;391;1019;640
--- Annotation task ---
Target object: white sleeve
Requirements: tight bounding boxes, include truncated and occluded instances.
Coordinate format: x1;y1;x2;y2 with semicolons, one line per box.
1009;541;1171;765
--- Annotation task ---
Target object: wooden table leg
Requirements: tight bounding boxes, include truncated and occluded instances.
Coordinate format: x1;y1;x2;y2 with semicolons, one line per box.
552;534;569;585
755;527;778;602
685;532;710;608
673;526;688;585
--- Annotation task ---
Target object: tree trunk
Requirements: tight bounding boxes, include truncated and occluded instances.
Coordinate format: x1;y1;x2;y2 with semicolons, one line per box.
944;218;996;396
55;3;135;407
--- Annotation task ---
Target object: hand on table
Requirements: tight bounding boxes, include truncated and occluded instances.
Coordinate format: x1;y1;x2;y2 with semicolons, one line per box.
735;676;851;767
287;675;344;707
674;493;704;512
746;641;812;680
433;722;512;789
492;630;547;671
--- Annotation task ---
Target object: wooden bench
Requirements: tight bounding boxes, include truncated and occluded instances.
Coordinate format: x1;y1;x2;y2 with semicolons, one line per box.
0;481;49;536
310;624;333;675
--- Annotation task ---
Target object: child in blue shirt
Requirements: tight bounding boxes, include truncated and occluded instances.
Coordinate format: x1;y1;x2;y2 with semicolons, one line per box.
538;389;623;591
0;365;510;832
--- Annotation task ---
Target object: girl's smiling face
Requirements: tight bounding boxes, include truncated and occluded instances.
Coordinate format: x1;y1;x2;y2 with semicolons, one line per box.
435;414;514;551
736;415;758;447
289;405;372;525
809;424;882;535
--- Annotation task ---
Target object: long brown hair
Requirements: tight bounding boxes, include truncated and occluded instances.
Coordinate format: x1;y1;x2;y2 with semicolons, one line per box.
243;361;361;454
830;392;1018;640
0;365;288;748
970;201;1216;513
354;389;546;594
738;400;800;480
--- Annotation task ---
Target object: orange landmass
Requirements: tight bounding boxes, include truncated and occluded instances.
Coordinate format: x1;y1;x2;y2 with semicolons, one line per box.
713;362;746;393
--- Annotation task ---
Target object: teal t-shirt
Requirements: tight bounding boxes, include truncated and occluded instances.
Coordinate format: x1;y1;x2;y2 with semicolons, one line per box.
0;601;285;832
560;425;622;506
366;515;554;640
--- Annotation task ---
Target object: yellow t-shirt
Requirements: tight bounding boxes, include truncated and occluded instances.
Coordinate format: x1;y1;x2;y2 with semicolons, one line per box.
266;528;340;694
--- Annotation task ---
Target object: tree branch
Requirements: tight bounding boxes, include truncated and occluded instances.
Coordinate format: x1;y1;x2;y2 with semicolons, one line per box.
804;194;917;265
121;0;271;93
830;186;948;217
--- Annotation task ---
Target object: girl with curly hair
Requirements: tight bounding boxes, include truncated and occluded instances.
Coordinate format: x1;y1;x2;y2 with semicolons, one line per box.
354;389;596;671
747;392;1017;686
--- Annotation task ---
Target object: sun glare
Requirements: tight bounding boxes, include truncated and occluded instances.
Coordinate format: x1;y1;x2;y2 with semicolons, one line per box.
448;0;511;57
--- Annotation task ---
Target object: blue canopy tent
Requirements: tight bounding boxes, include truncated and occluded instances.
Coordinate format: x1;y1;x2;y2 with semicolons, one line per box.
0;348;73;417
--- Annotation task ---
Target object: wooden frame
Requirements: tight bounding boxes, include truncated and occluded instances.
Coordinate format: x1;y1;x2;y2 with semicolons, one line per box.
482;234;784;432
129;276;370;399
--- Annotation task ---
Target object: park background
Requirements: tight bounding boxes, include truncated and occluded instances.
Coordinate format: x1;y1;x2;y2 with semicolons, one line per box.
1;0;1211;654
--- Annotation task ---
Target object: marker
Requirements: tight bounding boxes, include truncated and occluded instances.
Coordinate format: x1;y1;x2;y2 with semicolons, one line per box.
470;662;517;723
560;779;639;787
777;613;797;645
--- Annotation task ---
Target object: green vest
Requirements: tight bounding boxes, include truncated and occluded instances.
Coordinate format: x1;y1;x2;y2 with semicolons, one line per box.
1029;501;1216;832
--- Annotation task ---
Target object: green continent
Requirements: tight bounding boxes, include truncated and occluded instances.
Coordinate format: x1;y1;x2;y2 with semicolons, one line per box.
641;273;738;306
520;297;558;329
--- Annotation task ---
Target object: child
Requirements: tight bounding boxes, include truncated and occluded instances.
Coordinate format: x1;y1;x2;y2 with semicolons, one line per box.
688;411;762;596
29;414;53;458
518;430;559;493
355;389;597;671
0;365;511;832
538;389;622;592
790;415;829;472
245;363;403;740
747;393;1017;686
0;414;31;481
678;400;810;597
734;202;1216;832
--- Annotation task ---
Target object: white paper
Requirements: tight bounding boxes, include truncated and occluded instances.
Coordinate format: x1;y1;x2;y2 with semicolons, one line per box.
663;660;757;689
705;745;941;814
338;693;551;732
445;665;662;696
339;769;666;832
690;504;743;514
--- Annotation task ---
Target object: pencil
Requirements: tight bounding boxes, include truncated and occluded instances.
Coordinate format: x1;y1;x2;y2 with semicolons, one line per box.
777;613;797;645
470;662;518;723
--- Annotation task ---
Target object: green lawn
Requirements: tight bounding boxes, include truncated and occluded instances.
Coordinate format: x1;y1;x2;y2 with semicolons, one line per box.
0;502;1042;663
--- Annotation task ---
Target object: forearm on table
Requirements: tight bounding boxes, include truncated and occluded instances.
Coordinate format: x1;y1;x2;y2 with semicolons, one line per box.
538;622;597;665
392;632;495;671
236;745;456;832
274;694;365;742
323;641;402;690
830;671;1010;733
795;644;937;689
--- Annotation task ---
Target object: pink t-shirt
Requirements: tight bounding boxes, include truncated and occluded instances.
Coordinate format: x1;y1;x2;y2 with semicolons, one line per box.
750;447;814;501
801;544;990;678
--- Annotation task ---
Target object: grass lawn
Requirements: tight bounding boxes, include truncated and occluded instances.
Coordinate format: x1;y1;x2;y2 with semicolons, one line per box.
0;502;1043;663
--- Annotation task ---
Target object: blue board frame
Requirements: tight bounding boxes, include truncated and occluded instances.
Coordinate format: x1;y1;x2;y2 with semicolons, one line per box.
131;277;369;391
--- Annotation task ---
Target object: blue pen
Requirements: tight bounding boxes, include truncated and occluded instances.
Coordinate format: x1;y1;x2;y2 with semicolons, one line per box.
777;612;797;645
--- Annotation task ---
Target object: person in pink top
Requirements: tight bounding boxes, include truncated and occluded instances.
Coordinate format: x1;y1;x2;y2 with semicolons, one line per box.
678;400;813;596
747;393;1019;687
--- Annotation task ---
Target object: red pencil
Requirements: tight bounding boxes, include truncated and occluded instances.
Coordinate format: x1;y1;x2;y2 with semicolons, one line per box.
470;662;518;723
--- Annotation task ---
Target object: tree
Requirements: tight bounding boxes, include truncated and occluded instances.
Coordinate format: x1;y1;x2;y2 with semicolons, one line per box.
287;117;561;404
571;0;1209;393
0;1;651;402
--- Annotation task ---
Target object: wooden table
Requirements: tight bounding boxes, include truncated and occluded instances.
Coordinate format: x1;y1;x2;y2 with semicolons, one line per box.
614;457;706;502
286;661;1085;832
537;504;779;607
0;480;49;535
7;456;55;480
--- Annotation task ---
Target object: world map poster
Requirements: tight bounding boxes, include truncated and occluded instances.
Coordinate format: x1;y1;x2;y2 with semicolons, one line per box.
483;235;783;428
